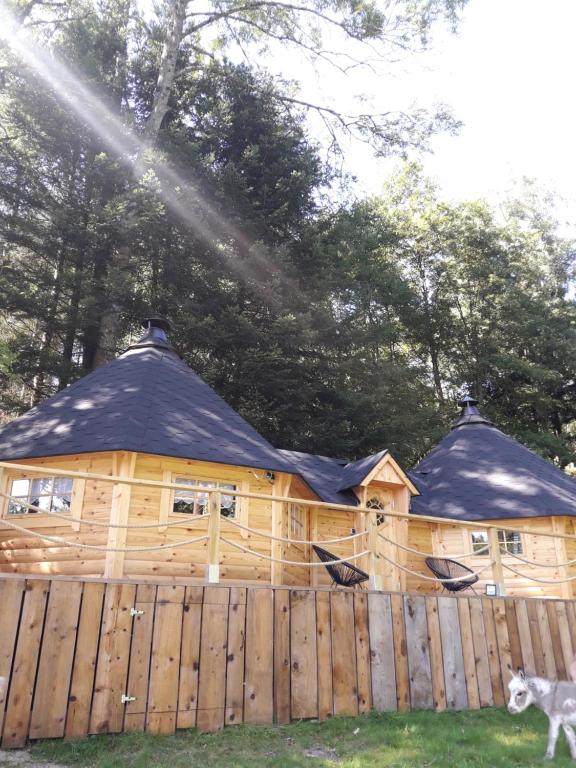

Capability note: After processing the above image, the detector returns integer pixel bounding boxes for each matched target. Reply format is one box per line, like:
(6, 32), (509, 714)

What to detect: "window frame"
(470, 529), (523, 556)
(4, 475), (74, 518)
(170, 476), (238, 519)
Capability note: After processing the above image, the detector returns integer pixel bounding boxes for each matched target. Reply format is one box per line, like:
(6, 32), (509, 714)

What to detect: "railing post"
(206, 490), (221, 584)
(367, 510), (383, 591)
(488, 526), (506, 596)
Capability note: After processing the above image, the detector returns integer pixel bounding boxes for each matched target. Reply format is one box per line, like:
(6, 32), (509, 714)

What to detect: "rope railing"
(0, 515), (209, 552)
(0, 491), (209, 530)
(1, 459), (576, 593)
(220, 536), (370, 566)
(222, 515), (368, 546)
(377, 531), (490, 559)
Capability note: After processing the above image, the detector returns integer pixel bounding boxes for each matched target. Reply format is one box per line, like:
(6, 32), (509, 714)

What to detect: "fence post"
(206, 490), (221, 583)
(367, 510), (383, 591)
(488, 526), (506, 596)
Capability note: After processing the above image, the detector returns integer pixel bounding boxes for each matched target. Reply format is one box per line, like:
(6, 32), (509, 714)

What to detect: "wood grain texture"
(390, 593), (410, 712)
(2, 580), (49, 748)
(124, 584), (156, 733)
(515, 600), (537, 676)
(438, 597), (467, 710)
(469, 598), (493, 708)
(274, 589), (291, 724)
(425, 596), (446, 712)
(354, 593), (372, 714)
(457, 598), (480, 710)
(244, 588), (273, 724)
(196, 587), (229, 732)
(0, 579), (25, 737)
(331, 591), (358, 717)
(225, 588), (247, 725)
(290, 590), (318, 719)
(368, 593), (396, 712)
(404, 595), (433, 710)
(176, 586), (203, 729)
(316, 591), (333, 720)
(482, 598), (505, 707)
(30, 581), (83, 739)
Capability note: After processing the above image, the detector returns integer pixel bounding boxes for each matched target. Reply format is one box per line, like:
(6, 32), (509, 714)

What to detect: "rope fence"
(0, 460), (575, 591)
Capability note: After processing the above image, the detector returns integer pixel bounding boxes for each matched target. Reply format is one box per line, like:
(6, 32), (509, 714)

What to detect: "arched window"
(367, 496), (386, 526)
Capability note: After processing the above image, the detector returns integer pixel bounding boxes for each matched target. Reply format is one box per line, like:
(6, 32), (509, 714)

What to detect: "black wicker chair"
(425, 557), (479, 594)
(312, 545), (370, 588)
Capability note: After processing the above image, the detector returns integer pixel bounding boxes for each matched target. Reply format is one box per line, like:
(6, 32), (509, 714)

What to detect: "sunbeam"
(0, 2), (301, 306)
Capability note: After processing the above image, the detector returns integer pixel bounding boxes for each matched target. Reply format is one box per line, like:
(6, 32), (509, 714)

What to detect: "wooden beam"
(103, 452), (136, 579)
(206, 491), (221, 583)
(158, 469), (172, 532)
(488, 527), (506, 596)
(552, 517), (573, 600)
(271, 473), (291, 586)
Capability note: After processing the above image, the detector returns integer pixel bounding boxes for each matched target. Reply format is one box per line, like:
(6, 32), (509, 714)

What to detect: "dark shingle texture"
(410, 423), (576, 521)
(278, 450), (360, 506)
(0, 346), (294, 473)
(335, 450), (388, 491)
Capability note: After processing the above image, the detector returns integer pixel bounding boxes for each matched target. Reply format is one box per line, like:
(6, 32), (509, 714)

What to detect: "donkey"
(508, 671), (576, 760)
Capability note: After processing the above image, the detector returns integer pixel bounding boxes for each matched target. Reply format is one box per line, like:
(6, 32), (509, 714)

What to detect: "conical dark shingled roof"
(410, 396), (576, 521)
(0, 320), (294, 473)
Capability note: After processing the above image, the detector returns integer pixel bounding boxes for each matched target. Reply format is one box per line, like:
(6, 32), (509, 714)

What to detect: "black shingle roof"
(411, 404), (576, 521)
(278, 450), (360, 506)
(0, 341), (294, 473)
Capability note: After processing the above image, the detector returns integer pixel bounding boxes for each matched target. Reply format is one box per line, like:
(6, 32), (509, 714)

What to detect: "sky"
(258, 0), (576, 224)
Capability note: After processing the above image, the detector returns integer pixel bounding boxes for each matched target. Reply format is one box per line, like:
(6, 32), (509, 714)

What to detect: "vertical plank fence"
(1, 576), (575, 747)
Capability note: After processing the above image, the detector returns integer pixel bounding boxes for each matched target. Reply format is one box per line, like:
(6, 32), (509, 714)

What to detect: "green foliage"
(31, 708), (572, 768)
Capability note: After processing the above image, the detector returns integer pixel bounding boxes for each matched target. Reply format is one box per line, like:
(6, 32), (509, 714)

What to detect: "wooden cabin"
(1, 320), (575, 598)
(0, 319), (418, 589)
(408, 396), (576, 599)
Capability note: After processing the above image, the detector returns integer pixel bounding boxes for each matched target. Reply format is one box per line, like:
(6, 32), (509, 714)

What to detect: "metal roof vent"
(128, 317), (176, 352)
(451, 394), (493, 429)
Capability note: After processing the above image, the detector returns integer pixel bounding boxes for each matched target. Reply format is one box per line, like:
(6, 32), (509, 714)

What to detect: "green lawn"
(30, 708), (571, 768)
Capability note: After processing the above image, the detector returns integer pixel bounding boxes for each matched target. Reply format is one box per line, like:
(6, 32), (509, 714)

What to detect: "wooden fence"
(1, 576), (576, 748)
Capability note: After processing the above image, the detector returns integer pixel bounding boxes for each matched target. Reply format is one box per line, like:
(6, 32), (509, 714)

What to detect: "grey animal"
(508, 671), (576, 760)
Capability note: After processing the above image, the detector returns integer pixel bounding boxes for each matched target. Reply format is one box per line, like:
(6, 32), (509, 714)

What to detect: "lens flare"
(0, 2), (299, 303)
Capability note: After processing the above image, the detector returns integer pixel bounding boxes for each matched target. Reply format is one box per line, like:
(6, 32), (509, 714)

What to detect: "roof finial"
(452, 392), (493, 429)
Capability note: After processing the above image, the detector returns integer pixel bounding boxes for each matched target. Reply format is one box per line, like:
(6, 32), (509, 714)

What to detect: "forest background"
(1, 0), (575, 469)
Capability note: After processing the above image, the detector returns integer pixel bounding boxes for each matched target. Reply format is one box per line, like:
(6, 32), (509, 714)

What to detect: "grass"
(29, 708), (574, 767)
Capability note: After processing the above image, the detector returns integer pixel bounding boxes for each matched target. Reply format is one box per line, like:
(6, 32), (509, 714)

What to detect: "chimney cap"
(452, 392), (493, 430)
(141, 317), (171, 333)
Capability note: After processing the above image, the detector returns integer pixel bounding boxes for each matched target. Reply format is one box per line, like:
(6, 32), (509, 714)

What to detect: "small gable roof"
(278, 450), (360, 506)
(0, 323), (294, 474)
(411, 397), (576, 522)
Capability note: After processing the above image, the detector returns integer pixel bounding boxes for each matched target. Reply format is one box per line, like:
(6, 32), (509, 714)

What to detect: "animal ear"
(517, 669), (525, 681)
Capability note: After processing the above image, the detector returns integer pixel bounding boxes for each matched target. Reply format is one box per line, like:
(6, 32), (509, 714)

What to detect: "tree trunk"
(146, 0), (188, 143)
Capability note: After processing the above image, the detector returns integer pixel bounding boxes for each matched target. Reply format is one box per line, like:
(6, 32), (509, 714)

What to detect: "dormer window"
(7, 477), (73, 515)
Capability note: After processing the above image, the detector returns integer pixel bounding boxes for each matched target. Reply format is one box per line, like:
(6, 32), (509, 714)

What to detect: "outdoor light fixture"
(485, 583), (498, 597)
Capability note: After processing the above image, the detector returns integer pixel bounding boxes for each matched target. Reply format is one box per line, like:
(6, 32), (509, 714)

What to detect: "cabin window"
(471, 530), (523, 555)
(173, 478), (236, 517)
(367, 497), (386, 526)
(289, 503), (307, 541)
(7, 476), (73, 516)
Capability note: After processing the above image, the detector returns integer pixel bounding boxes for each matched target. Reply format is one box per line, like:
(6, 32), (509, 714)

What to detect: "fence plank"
(515, 600), (536, 676)
(177, 586), (203, 730)
(438, 597), (467, 710)
(273, 589), (291, 724)
(404, 595), (433, 710)
(354, 593), (372, 714)
(2, 580), (49, 748)
(556, 602), (574, 676)
(368, 593), (396, 712)
(457, 598), (480, 710)
(0, 579), (25, 738)
(244, 588), (273, 725)
(469, 598), (493, 708)
(493, 599), (514, 691)
(89, 583), (137, 734)
(547, 602), (566, 680)
(196, 587), (229, 732)
(291, 590), (318, 719)
(316, 591), (333, 720)
(331, 591), (358, 716)
(124, 584), (156, 732)
(482, 598), (505, 707)
(65, 582), (106, 738)
(30, 581), (83, 739)
(504, 600), (523, 674)
(535, 601), (556, 680)
(390, 594), (410, 712)
(146, 586), (185, 734)
(225, 588), (246, 725)
(424, 596), (446, 712)
(526, 600), (546, 678)
(565, 602), (576, 652)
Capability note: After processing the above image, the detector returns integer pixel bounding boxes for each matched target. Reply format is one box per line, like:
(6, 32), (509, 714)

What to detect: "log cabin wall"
(405, 516), (573, 599)
(0, 453), (114, 577)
